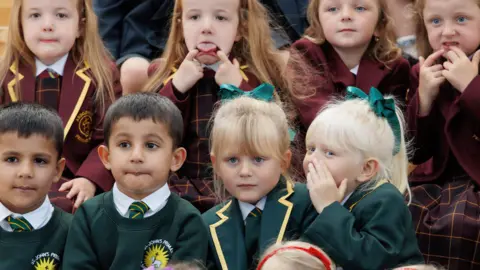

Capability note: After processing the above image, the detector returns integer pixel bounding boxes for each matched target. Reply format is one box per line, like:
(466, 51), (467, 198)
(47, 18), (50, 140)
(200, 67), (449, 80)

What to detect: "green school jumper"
(203, 180), (323, 270)
(307, 182), (424, 269)
(62, 191), (208, 269)
(0, 207), (72, 269)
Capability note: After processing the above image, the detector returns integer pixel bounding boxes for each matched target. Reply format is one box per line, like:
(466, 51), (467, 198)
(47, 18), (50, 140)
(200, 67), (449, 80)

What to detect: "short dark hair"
(0, 102), (64, 159)
(103, 93), (183, 147)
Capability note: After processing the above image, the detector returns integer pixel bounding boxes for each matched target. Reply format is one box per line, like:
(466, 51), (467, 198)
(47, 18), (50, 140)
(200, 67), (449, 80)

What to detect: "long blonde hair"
(258, 241), (336, 270)
(144, 0), (289, 95)
(0, 0), (116, 109)
(304, 0), (401, 65)
(209, 97), (292, 201)
(307, 97), (412, 200)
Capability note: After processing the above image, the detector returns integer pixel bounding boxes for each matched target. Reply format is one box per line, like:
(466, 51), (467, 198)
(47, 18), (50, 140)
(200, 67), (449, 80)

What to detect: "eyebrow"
(113, 132), (165, 143)
(2, 150), (53, 158)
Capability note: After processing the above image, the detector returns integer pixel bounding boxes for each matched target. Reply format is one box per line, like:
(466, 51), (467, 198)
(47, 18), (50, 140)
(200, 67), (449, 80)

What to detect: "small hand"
(172, 50), (204, 93)
(442, 47), (480, 93)
(59, 177), (96, 210)
(215, 50), (243, 87)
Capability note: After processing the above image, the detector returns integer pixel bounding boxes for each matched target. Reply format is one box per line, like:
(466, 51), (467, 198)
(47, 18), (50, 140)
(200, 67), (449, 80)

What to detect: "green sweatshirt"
(62, 191), (208, 269)
(0, 207), (72, 269)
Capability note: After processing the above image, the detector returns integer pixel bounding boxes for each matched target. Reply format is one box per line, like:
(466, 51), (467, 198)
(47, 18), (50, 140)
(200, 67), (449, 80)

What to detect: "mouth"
(13, 186), (36, 191)
(339, 28), (355, 33)
(40, 39), (58, 43)
(237, 184), (257, 188)
(196, 42), (219, 55)
(125, 171), (148, 176)
(442, 41), (459, 48)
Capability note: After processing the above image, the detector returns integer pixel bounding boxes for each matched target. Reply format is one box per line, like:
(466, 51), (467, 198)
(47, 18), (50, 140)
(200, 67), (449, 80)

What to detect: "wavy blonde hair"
(304, 0), (401, 65)
(144, 0), (290, 95)
(307, 96), (412, 200)
(258, 241), (336, 270)
(209, 97), (293, 201)
(0, 0), (116, 109)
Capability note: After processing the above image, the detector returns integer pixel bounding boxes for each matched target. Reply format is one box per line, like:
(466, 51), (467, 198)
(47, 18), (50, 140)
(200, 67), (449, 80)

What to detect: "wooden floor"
(0, 0), (12, 54)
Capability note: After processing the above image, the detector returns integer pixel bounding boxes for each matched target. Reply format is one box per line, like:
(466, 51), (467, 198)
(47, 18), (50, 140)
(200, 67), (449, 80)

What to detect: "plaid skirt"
(409, 176), (480, 270)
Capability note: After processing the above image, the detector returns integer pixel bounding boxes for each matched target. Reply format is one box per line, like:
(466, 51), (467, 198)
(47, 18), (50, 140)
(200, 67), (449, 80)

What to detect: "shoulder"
(54, 207), (73, 227)
(74, 192), (109, 220)
(202, 200), (233, 225)
(169, 193), (201, 216)
(355, 183), (409, 217)
(291, 38), (318, 52)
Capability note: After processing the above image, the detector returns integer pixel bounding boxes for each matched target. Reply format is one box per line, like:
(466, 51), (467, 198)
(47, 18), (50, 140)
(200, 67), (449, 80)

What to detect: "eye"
(457, 16), (467, 23)
(57, 13), (68, 19)
(355, 6), (366, 12)
(34, 158), (48, 165)
(145, 142), (158, 149)
(431, 18), (441, 25)
(216, 15), (227, 21)
(253, 157), (265, 164)
(5, 157), (18, 163)
(227, 157), (238, 164)
(327, 7), (337, 12)
(30, 13), (41, 19)
(189, 15), (199, 20)
(118, 142), (130, 148)
(307, 146), (316, 153)
(325, 150), (335, 157)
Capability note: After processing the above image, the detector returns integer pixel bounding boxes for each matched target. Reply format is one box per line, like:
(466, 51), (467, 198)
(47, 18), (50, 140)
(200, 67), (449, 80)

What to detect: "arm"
(62, 206), (99, 269)
(171, 212), (208, 262)
(303, 193), (416, 270)
(457, 75), (480, 120)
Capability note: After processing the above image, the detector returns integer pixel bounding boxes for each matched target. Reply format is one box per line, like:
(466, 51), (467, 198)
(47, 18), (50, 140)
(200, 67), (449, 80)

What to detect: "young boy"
(0, 103), (71, 269)
(62, 93), (208, 269)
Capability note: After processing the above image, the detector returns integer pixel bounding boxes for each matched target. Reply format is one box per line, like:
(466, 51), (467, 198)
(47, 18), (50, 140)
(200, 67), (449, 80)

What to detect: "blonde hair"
(258, 241), (336, 270)
(307, 97), (412, 200)
(209, 97), (292, 201)
(0, 0), (116, 109)
(304, 0), (401, 65)
(144, 0), (290, 95)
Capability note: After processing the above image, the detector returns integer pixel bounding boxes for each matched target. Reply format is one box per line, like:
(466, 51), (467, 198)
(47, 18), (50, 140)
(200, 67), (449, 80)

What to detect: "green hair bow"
(218, 83), (296, 141)
(346, 86), (401, 155)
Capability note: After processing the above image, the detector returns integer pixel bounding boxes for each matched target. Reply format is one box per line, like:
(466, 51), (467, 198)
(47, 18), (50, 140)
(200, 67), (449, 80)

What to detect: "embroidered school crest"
(75, 111), (93, 143)
(31, 252), (60, 270)
(141, 239), (174, 269)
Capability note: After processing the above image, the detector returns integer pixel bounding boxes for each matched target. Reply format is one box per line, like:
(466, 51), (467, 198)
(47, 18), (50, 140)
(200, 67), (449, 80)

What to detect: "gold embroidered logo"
(142, 239), (173, 269)
(75, 111), (93, 143)
(31, 252), (60, 270)
(474, 134), (480, 142)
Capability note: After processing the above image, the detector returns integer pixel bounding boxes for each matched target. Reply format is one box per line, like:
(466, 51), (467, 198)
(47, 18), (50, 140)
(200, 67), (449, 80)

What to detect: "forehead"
(182, 0), (239, 11)
(423, 0), (480, 15)
(22, 0), (77, 10)
(0, 132), (57, 156)
(111, 117), (171, 139)
(320, 0), (379, 6)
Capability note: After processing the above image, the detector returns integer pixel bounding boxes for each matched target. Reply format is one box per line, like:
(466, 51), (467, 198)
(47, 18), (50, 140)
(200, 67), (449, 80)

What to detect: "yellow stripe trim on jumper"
(210, 201), (232, 270)
(7, 63), (24, 102)
(349, 179), (388, 212)
(275, 181), (294, 244)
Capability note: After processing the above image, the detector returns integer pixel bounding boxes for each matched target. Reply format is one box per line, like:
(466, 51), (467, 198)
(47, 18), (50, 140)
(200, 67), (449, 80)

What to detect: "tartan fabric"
(36, 68), (61, 110)
(409, 176), (480, 270)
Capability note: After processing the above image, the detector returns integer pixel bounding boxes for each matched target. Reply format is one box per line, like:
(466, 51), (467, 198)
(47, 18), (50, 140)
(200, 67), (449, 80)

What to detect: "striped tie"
(245, 207), (262, 267)
(7, 216), (33, 232)
(128, 201), (150, 219)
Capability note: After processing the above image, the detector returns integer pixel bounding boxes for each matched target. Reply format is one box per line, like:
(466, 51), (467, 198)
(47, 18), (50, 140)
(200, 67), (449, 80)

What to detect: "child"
(0, 103), (72, 269)
(291, 0), (411, 127)
(0, 0), (121, 213)
(144, 0), (302, 212)
(257, 241), (336, 270)
(62, 93), (208, 269)
(407, 0), (480, 268)
(303, 87), (423, 269)
(203, 97), (326, 270)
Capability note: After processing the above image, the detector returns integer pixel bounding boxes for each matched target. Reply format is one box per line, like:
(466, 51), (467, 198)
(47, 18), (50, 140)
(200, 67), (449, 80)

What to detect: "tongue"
(197, 43), (218, 53)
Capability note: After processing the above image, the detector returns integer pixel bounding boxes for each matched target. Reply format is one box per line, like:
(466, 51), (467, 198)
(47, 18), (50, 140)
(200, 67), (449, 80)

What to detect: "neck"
(37, 55), (64, 66)
(332, 43), (370, 69)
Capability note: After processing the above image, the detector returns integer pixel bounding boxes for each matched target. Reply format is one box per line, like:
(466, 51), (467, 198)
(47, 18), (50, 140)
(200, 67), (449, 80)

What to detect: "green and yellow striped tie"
(128, 201), (150, 219)
(7, 216), (33, 232)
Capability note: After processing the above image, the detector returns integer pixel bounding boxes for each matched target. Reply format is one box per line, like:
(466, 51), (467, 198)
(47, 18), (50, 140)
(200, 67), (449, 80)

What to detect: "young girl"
(143, 0), (306, 212)
(0, 0), (121, 213)
(291, 0), (411, 127)
(407, 0), (480, 268)
(203, 97), (327, 270)
(257, 241), (336, 270)
(303, 87), (423, 269)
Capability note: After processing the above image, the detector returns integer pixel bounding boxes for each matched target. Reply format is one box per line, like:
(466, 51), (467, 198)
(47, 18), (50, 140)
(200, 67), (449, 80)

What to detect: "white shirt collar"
(35, 54), (69, 76)
(238, 196), (267, 222)
(202, 61), (221, 72)
(350, 65), (359, 75)
(0, 197), (54, 232)
(341, 192), (354, 206)
(112, 183), (171, 218)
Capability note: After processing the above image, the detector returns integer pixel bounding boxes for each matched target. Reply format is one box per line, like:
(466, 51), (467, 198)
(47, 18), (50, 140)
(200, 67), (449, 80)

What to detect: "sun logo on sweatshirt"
(144, 244), (170, 269)
(34, 257), (56, 270)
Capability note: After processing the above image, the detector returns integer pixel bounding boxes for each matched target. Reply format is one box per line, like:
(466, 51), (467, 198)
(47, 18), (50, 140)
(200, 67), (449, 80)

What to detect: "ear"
(170, 147), (187, 172)
(281, 150), (292, 173)
(97, 145), (112, 170)
(210, 154), (216, 166)
(52, 158), (66, 184)
(357, 158), (380, 183)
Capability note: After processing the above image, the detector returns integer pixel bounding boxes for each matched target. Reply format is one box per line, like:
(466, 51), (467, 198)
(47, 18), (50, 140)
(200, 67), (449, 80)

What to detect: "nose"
(341, 7), (353, 22)
(239, 161), (252, 178)
(17, 161), (33, 179)
(42, 15), (54, 32)
(442, 22), (456, 37)
(201, 17), (213, 34)
(130, 145), (144, 164)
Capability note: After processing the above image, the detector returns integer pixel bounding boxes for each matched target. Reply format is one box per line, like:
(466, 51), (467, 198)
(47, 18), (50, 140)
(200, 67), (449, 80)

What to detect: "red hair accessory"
(256, 246), (332, 270)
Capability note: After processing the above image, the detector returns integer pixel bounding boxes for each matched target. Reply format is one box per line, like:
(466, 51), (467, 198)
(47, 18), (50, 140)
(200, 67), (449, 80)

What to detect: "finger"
(59, 180), (73, 192)
(424, 49), (445, 67)
(308, 163), (317, 184)
(217, 50), (230, 63)
(429, 64), (444, 72)
(442, 61), (453, 70)
(233, 58), (240, 69)
(432, 70), (444, 78)
(418, 56), (425, 67)
(450, 46), (467, 60)
(185, 49), (199, 61)
(66, 186), (79, 200)
(306, 172), (312, 190)
(444, 50), (460, 62)
(338, 178), (348, 199)
(472, 50), (480, 66)
(74, 193), (85, 209)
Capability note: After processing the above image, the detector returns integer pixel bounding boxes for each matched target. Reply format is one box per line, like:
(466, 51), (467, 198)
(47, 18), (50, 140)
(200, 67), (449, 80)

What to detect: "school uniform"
(0, 55), (122, 213)
(407, 64), (480, 269)
(203, 180), (325, 270)
(155, 62), (261, 213)
(291, 38), (410, 127)
(0, 198), (72, 269)
(62, 183), (208, 269)
(307, 182), (423, 270)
